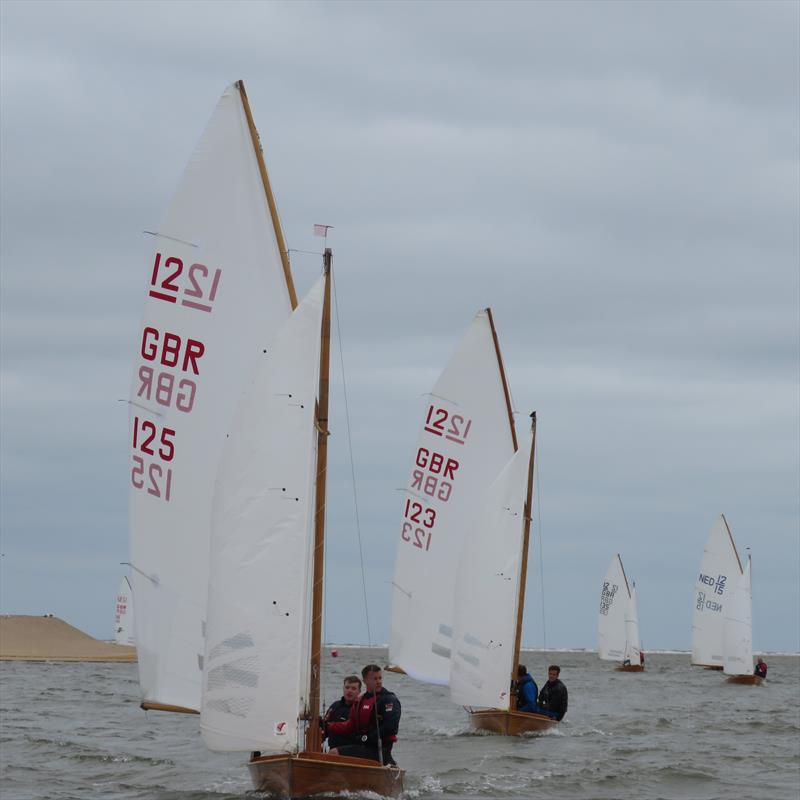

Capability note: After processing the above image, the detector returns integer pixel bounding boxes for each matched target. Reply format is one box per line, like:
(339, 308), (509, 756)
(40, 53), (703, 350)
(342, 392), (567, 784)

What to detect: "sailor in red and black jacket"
(324, 665), (401, 766)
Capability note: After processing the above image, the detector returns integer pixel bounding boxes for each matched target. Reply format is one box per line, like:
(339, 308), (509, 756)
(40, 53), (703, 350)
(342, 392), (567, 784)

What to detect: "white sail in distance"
(597, 554), (630, 661)
(389, 309), (516, 685)
(201, 277), (324, 753)
(129, 83), (294, 711)
(449, 426), (533, 708)
(723, 558), (754, 676)
(114, 576), (135, 646)
(692, 514), (743, 668)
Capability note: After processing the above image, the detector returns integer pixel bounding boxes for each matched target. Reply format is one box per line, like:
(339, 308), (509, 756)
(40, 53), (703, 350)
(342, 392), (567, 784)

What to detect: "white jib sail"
(389, 310), (516, 685)
(201, 276), (323, 753)
(723, 559), (753, 676)
(449, 426), (533, 709)
(692, 514), (743, 668)
(624, 584), (642, 664)
(114, 576), (135, 646)
(129, 84), (293, 711)
(597, 554), (629, 661)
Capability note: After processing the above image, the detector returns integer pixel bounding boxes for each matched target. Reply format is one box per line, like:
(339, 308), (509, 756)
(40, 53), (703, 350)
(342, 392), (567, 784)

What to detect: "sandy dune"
(0, 615), (136, 662)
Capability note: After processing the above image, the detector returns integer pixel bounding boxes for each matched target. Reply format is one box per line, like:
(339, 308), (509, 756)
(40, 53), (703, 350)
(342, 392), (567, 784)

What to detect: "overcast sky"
(1, 0), (798, 653)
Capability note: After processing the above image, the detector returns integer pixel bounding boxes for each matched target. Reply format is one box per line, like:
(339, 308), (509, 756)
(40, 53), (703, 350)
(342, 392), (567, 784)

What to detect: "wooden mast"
(509, 412), (537, 710)
(721, 513), (744, 574)
(486, 307), (518, 452)
(305, 248), (332, 753)
(618, 554), (632, 597)
(236, 79), (298, 309)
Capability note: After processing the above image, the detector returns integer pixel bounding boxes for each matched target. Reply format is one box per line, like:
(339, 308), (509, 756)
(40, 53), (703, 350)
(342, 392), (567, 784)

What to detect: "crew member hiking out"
(537, 664), (568, 721)
(323, 675), (362, 749)
(515, 664), (539, 713)
(324, 664), (401, 766)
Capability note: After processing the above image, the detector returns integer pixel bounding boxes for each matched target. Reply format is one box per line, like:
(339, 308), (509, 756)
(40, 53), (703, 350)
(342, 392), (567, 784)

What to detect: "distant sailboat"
(113, 576), (135, 646)
(388, 309), (517, 685)
(129, 81), (403, 797)
(388, 311), (555, 734)
(597, 555), (643, 672)
(692, 514), (744, 671)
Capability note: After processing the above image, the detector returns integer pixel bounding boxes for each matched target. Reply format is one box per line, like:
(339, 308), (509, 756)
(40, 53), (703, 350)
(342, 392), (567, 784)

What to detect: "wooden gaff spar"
(130, 81), (402, 797)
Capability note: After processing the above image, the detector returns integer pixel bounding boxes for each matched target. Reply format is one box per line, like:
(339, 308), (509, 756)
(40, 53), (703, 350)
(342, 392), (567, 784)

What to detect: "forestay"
(389, 310), (516, 685)
(129, 84), (293, 711)
(597, 555), (630, 661)
(449, 427), (533, 708)
(692, 514), (743, 668)
(114, 576), (135, 647)
(201, 277), (323, 753)
(723, 559), (753, 676)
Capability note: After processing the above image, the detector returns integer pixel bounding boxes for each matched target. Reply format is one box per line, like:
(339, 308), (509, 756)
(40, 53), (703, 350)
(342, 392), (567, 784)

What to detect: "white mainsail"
(389, 309), (516, 685)
(201, 277), (324, 753)
(597, 554), (630, 661)
(114, 576), (135, 646)
(449, 426), (532, 708)
(129, 83), (294, 711)
(692, 514), (743, 668)
(723, 558), (753, 676)
(624, 584), (642, 664)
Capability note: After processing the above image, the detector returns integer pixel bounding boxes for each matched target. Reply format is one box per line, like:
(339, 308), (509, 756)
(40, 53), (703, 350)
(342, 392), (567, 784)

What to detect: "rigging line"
(535, 446), (547, 653)
(287, 248), (325, 257)
(331, 270), (373, 646)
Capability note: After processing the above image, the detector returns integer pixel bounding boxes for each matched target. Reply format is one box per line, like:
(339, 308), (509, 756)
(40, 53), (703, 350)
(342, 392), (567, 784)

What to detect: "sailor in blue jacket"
(515, 664), (539, 712)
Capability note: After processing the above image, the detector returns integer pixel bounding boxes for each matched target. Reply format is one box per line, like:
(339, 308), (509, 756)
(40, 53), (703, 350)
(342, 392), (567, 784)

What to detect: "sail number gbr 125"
(401, 499), (437, 551)
(131, 416), (175, 502)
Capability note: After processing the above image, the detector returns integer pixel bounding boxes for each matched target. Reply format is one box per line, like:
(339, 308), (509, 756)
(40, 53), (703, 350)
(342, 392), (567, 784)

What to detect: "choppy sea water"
(1, 648), (798, 800)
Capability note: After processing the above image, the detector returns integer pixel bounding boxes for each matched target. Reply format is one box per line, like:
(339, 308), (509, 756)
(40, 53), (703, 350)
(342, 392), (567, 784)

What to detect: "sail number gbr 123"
(400, 404), (472, 553)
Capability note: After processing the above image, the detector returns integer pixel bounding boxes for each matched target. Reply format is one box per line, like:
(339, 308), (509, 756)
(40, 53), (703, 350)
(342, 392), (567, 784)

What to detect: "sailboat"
(691, 513), (746, 673)
(113, 576), (135, 646)
(597, 555), (643, 672)
(388, 311), (555, 734)
(129, 81), (403, 797)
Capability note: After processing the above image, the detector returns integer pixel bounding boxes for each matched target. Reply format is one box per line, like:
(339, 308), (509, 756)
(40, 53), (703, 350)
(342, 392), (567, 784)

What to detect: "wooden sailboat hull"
(468, 709), (558, 735)
(615, 664), (645, 672)
(248, 751), (404, 798)
(726, 674), (764, 685)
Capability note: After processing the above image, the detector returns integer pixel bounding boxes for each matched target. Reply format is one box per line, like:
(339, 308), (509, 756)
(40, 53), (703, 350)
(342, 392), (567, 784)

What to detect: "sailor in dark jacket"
(515, 664), (539, 713)
(326, 665), (401, 766)
(537, 664), (568, 720)
(323, 675), (362, 749)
